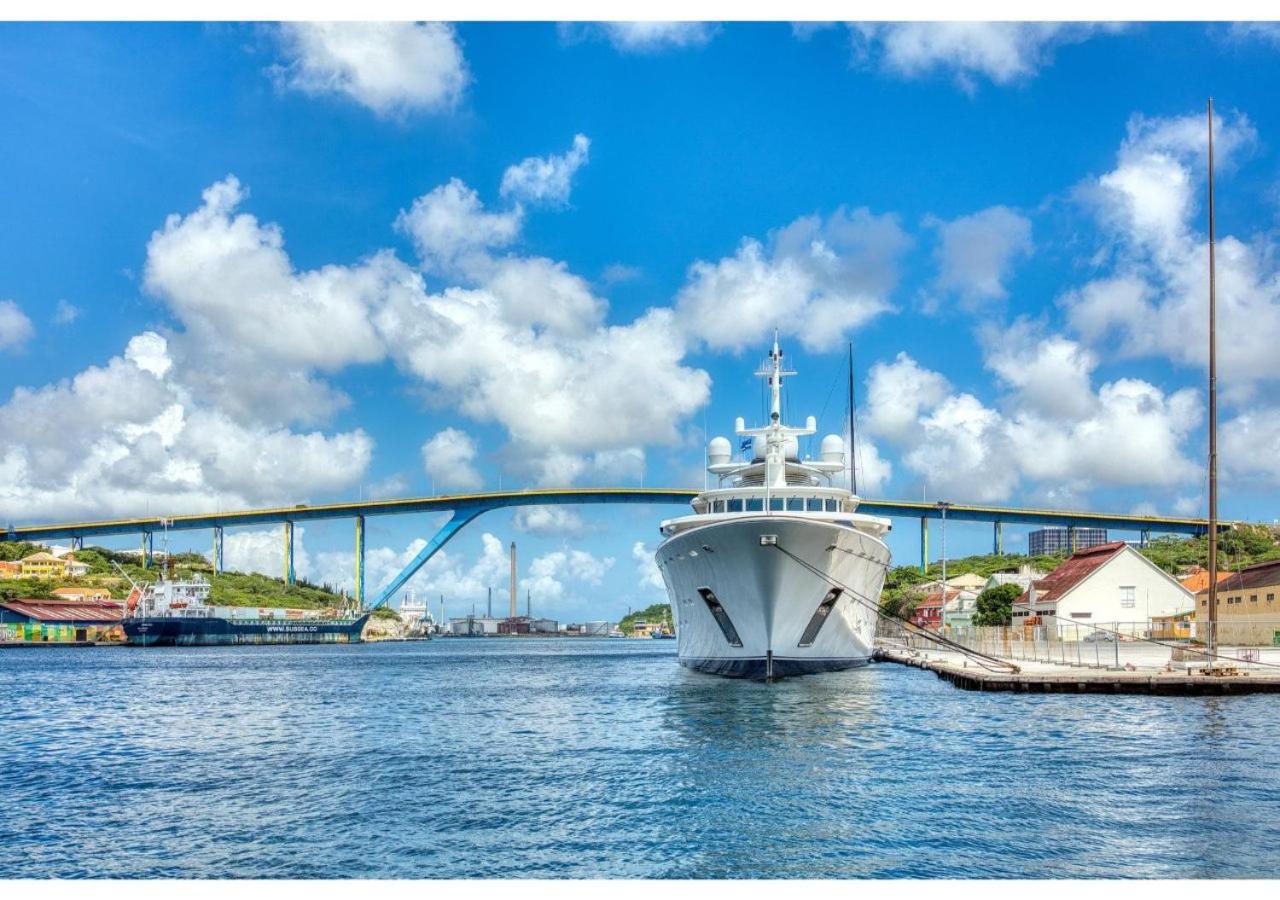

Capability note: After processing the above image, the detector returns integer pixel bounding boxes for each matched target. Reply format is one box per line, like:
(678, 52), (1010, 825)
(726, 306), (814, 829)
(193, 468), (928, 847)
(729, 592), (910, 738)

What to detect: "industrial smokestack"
(526, 588), (531, 618)
(509, 541), (517, 618)
(487, 586), (492, 619)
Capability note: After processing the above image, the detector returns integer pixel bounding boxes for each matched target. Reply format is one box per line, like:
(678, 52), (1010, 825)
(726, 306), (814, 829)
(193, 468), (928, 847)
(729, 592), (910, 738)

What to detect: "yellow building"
(17, 552), (88, 579)
(1194, 560), (1280, 646)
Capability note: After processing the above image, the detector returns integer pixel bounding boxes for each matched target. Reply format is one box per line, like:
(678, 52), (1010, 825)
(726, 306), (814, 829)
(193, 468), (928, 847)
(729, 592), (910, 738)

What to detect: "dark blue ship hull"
(124, 614), (370, 646)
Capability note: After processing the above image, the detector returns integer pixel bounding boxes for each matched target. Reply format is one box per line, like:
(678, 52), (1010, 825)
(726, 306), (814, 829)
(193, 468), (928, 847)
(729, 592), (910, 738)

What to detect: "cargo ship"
(120, 569), (368, 647)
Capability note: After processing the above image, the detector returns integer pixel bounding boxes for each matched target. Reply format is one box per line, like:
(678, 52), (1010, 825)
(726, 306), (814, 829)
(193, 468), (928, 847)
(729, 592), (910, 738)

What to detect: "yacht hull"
(656, 515), (889, 680)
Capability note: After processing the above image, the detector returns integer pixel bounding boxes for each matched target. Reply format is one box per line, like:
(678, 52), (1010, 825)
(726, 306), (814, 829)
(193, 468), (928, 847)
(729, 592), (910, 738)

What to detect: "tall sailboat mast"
(1207, 97), (1220, 665)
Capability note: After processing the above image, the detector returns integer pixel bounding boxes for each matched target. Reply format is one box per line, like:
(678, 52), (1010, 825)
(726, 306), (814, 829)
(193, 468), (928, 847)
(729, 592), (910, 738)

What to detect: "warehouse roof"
(0, 598), (122, 622)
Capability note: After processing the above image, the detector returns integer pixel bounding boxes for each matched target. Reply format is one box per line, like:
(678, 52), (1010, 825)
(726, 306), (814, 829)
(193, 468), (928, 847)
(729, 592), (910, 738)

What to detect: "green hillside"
(1, 544), (349, 610)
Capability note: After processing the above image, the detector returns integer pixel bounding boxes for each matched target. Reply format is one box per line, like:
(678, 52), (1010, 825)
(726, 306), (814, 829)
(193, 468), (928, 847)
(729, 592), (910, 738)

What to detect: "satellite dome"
(820, 434), (845, 464)
(707, 436), (732, 466)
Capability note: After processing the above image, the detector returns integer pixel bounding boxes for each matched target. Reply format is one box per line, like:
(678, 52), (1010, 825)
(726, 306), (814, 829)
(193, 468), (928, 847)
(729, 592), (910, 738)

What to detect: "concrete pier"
(875, 644), (1280, 695)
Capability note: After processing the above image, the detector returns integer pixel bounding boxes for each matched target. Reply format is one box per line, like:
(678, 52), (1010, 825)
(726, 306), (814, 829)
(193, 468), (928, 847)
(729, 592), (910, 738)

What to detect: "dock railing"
(881, 618), (1280, 672)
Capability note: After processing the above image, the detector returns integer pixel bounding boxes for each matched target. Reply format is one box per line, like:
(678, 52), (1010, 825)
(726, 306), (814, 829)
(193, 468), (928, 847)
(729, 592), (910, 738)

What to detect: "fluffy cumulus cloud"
(500, 134), (591, 206)
(675, 207), (911, 352)
(562, 22), (718, 53)
(303, 528), (614, 614)
(0, 299), (34, 350)
(395, 178), (523, 276)
(1222, 407), (1280, 486)
(863, 326), (1201, 503)
(272, 22), (468, 117)
(850, 23), (1117, 90)
(0, 331), (372, 520)
(632, 541), (665, 593)
(512, 506), (587, 537)
(421, 428), (484, 492)
(1061, 109), (1279, 400)
(145, 175), (392, 425)
(3, 134), (722, 528)
(927, 206), (1033, 307)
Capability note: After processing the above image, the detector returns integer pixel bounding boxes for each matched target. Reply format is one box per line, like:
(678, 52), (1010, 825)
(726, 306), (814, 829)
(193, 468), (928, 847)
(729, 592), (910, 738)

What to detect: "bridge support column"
(354, 515), (365, 608)
(71, 536), (83, 551)
(1068, 525), (1077, 553)
(1140, 529), (1151, 548)
(370, 507), (491, 611)
(213, 526), (224, 573)
(283, 521), (295, 584)
(141, 531), (153, 569)
(920, 518), (929, 573)
(993, 521), (1003, 556)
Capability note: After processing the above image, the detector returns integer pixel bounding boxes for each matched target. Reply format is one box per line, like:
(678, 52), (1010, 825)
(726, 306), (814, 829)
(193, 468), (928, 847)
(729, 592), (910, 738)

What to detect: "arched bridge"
(3, 489), (1216, 609)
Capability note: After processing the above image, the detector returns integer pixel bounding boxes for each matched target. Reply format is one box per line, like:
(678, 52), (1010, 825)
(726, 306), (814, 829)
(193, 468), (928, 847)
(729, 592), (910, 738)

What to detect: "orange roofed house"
(1013, 542), (1193, 637)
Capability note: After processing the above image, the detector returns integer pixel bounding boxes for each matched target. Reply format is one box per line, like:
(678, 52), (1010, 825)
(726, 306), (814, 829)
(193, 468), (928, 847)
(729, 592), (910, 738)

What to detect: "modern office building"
(1028, 527), (1108, 557)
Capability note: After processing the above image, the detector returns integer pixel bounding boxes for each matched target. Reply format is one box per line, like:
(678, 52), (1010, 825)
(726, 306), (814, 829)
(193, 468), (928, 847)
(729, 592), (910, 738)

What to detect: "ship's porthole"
(701, 545), (714, 553)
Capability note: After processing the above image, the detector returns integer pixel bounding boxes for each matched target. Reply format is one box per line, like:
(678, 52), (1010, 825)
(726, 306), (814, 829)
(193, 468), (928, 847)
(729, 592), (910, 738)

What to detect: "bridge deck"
(4, 488), (1213, 542)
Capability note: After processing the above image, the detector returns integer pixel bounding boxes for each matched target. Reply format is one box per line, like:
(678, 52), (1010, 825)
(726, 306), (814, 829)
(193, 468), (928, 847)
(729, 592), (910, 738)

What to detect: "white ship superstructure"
(656, 335), (892, 679)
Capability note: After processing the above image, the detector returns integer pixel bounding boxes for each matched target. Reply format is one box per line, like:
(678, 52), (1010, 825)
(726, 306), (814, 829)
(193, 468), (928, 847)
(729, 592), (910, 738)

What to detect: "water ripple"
(3, 639), (1280, 878)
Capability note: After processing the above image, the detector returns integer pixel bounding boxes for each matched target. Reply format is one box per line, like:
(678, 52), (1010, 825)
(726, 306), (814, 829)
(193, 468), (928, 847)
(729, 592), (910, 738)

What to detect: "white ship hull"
(657, 515), (890, 679)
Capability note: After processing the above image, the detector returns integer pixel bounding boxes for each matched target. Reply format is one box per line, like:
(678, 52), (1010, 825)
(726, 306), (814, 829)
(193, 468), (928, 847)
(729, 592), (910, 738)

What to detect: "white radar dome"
(820, 434), (845, 464)
(707, 436), (732, 466)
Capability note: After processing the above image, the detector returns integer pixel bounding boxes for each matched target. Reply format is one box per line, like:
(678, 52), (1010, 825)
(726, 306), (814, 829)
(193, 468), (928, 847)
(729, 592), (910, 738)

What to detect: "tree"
(972, 583), (1023, 627)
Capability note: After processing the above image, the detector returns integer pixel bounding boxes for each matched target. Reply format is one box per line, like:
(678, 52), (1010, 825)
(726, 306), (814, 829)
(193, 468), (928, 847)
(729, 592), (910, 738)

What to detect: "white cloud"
(219, 525), (307, 581)
(850, 23), (1116, 90)
(0, 300), (34, 350)
(273, 22), (468, 118)
(632, 541), (665, 593)
(675, 207), (910, 352)
(500, 134), (591, 206)
(512, 506), (587, 536)
(522, 548), (614, 602)
(0, 333), (372, 521)
(1061, 108), (1278, 399)
(564, 22), (717, 53)
(421, 428), (484, 492)
(395, 177), (523, 277)
(864, 351), (952, 444)
(1223, 406), (1280, 486)
(864, 341), (1201, 503)
(53, 299), (81, 325)
(850, 437), (892, 497)
(981, 320), (1096, 421)
(928, 206), (1033, 306)
(144, 175), (392, 424)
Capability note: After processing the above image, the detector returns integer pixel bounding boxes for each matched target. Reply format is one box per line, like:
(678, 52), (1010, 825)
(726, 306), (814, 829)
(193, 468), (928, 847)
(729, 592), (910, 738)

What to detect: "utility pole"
(1206, 97), (1220, 668)
(938, 502), (951, 631)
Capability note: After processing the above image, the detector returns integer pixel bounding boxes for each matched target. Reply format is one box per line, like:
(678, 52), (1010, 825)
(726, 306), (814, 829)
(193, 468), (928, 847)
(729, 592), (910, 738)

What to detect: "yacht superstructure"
(656, 335), (892, 679)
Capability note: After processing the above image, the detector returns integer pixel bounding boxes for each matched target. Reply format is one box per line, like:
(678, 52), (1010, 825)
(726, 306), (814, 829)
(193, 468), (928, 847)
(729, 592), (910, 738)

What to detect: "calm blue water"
(2, 638), (1279, 879)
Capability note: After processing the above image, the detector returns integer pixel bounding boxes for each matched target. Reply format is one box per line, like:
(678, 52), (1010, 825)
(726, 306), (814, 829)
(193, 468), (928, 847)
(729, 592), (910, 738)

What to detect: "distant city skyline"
(2, 21), (1279, 620)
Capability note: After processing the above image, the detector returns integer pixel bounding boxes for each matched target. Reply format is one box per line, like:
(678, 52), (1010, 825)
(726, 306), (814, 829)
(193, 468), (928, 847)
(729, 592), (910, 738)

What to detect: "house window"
(1269, 594), (1275, 602)
(1251, 595), (1258, 603)
(1120, 586), (1136, 609)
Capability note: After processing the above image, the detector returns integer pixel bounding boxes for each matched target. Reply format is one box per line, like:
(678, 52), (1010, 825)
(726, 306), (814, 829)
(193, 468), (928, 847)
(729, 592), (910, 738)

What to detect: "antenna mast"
(1206, 98), (1220, 666)
(848, 342), (858, 496)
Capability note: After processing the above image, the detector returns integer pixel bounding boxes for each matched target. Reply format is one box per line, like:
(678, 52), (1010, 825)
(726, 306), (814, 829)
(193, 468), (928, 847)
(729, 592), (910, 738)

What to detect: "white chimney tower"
(509, 541), (517, 618)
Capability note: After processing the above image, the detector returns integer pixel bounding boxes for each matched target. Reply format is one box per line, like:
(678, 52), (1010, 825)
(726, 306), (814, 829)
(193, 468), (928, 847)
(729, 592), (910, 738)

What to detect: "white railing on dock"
(879, 618), (1280, 673)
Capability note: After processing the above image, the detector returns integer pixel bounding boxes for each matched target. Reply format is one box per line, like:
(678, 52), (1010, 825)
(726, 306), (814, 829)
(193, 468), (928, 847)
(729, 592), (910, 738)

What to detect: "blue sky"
(2, 21), (1279, 622)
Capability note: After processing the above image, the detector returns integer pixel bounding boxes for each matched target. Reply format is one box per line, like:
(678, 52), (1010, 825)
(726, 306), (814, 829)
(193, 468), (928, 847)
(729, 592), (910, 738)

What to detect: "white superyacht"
(656, 336), (892, 679)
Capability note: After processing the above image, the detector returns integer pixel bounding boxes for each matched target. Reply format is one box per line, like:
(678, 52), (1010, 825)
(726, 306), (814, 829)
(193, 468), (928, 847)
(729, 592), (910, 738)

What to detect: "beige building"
(51, 587), (112, 602)
(1195, 559), (1280, 646)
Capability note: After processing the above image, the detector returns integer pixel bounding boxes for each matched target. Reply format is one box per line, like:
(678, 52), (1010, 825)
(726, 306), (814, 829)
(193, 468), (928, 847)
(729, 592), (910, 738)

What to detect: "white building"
(984, 564), (1047, 595)
(1012, 542), (1193, 636)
